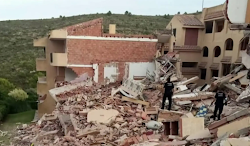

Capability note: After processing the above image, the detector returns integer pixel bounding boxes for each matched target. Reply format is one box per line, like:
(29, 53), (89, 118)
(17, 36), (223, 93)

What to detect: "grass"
(0, 110), (35, 145)
(0, 13), (173, 90)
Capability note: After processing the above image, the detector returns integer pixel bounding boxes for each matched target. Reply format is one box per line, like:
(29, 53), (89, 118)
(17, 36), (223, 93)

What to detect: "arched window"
(203, 47), (209, 57)
(225, 38), (234, 50)
(240, 37), (249, 50)
(214, 46), (221, 57)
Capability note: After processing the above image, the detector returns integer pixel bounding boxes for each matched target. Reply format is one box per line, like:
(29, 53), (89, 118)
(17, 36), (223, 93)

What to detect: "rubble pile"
(14, 82), (165, 146)
(13, 50), (250, 146)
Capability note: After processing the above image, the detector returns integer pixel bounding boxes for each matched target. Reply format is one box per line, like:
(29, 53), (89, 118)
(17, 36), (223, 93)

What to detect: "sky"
(0, 0), (225, 21)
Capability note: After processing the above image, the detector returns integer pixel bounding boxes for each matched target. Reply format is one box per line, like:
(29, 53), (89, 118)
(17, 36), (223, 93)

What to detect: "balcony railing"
(49, 29), (67, 40)
(37, 76), (47, 95)
(50, 53), (67, 66)
(36, 58), (46, 71)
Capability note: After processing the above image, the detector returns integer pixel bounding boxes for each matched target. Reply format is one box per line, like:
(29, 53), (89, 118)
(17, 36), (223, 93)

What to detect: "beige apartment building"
(166, 3), (249, 84)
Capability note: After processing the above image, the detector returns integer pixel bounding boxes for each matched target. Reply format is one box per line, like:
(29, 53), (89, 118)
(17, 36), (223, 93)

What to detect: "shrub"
(8, 89), (28, 101)
(0, 105), (8, 121)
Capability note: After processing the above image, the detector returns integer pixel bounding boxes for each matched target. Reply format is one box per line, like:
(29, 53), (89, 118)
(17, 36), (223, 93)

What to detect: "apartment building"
(166, 3), (249, 84)
(34, 18), (158, 117)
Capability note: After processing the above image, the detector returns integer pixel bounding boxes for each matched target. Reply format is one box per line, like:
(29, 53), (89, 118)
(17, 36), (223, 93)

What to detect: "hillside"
(0, 13), (173, 89)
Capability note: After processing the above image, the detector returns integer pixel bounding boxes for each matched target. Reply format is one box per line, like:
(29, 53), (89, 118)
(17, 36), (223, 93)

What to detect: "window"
(215, 20), (224, 32)
(223, 64), (232, 76)
(50, 53), (53, 63)
(173, 29), (176, 37)
(200, 69), (207, 80)
(225, 38), (234, 50)
(205, 21), (213, 33)
(203, 47), (209, 57)
(214, 46), (221, 57)
(182, 62), (198, 68)
(212, 70), (219, 77)
(240, 37), (249, 50)
(43, 47), (46, 58)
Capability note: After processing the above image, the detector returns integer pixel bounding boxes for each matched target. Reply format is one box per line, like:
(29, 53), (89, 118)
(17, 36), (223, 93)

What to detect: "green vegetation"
(0, 78), (37, 121)
(0, 110), (35, 145)
(0, 13), (173, 90)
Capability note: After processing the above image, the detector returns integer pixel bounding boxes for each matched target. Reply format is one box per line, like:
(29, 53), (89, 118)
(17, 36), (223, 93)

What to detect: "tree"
(128, 12), (132, 16)
(184, 12), (187, 14)
(107, 11), (112, 16)
(164, 14), (170, 19)
(177, 12), (180, 14)
(0, 78), (15, 97)
(8, 89), (28, 101)
(125, 11), (129, 15)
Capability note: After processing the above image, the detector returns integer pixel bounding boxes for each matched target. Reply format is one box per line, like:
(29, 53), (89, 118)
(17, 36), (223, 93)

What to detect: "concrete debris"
(13, 51), (250, 146)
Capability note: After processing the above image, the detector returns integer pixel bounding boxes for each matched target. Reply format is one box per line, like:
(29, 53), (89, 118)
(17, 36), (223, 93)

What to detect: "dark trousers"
(161, 92), (173, 110)
(213, 103), (224, 120)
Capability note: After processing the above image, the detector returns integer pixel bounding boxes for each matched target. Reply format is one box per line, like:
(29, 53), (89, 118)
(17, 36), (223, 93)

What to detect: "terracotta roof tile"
(174, 46), (202, 52)
(210, 63), (220, 70)
(198, 62), (207, 69)
(221, 56), (232, 63)
(205, 11), (225, 20)
(176, 15), (204, 26)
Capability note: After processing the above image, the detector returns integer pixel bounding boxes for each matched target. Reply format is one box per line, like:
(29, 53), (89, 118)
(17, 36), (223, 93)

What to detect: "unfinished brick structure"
(34, 18), (158, 117)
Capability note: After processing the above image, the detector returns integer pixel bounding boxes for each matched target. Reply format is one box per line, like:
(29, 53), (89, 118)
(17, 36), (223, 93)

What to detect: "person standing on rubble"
(213, 88), (228, 121)
(161, 76), (174, 110)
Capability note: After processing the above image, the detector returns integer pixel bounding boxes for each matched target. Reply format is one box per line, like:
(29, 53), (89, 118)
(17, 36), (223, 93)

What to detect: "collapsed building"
(34, 18), (162, 118)
(16, 1), (250, 146)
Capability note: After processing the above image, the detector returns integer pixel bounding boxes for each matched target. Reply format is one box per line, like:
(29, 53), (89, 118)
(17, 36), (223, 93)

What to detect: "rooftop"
(176, 15), (204, 26)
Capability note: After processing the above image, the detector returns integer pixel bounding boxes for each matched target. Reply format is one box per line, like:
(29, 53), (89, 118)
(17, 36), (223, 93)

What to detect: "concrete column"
(175, 54), (182, 78)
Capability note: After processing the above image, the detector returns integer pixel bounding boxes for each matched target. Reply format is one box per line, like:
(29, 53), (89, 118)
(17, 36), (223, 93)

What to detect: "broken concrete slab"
(173, 92), (215, 101)
(241, 49), (250, 69)
(49, 80), (93, 102)
(217, 115), (250, 138)
(186, 128), (213, 141)
(177, 76), (199, 86)
(87, 109), (119, 124)
(180, 114), (205, 137)
(158, 141), (187, 146)
(158, 110), (184, 122)
(236, 86), (250, 102)
(175, 100), (192, 106)
(229, 71), (247, 83)
(220, 137), (250, 146)
(224, 84), (242, 94)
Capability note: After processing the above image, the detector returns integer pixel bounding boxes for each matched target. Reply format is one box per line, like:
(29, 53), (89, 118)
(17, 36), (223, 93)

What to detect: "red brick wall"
(67, 39), (156, 83)
(67, 39), (156, 64)
(65, 18), (103, 36)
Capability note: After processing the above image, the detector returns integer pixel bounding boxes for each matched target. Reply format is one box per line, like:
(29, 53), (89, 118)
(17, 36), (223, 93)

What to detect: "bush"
(8, 89), (28, 101)
(0, 78), (15, 97)
(0, 104), (8, 121)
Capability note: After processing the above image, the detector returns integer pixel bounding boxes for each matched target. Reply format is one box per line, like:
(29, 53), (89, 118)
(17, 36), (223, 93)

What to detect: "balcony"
(37, 77), (47, 95)
(36, 58), (47, 71)
(33, 37), (47, 47)
(50, 53), (67, 66)
(49, 29), (67, 40)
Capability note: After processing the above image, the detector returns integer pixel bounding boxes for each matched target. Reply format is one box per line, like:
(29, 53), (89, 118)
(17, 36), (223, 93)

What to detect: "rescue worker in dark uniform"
(213, 88), (227, 120)
(161, 77), (174, 110)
